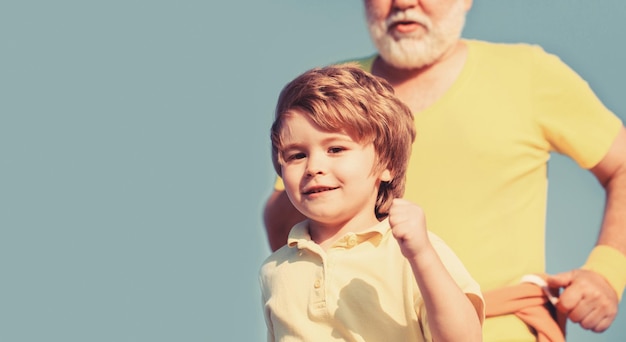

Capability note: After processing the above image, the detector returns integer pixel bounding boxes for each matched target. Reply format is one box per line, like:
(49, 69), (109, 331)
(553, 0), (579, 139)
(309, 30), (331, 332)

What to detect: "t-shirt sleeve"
(531, 46), (623, 169)
(273, 176), (284, 191)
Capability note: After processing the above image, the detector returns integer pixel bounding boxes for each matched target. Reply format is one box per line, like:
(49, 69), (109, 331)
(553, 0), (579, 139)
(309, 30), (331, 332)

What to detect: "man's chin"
(383, 36), (463, 71)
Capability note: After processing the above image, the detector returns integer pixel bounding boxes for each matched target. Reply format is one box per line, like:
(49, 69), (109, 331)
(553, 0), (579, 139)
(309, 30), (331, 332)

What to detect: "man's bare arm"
(263, 189), (306, 252)
(548, 126), (626, 332)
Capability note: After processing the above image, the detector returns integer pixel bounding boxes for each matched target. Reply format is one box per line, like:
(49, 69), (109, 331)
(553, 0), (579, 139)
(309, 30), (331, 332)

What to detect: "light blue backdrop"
(2, 1), (625, 341)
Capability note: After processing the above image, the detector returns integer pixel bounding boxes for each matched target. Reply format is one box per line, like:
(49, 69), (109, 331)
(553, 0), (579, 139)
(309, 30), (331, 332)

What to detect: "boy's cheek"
(280, 171), (298, 195)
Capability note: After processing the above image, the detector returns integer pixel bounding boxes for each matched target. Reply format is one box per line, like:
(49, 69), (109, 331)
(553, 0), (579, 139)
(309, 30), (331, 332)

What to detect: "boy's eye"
(286, 152), (306, 161)
(328, 147), (345, 154)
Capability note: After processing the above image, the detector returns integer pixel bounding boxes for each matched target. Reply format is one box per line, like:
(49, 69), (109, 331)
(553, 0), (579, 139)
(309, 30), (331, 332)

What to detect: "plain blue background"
(1, 1), (625, 341)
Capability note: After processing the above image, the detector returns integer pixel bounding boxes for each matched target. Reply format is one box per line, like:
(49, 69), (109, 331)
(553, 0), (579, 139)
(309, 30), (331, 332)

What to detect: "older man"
(263, 1), (626, 340)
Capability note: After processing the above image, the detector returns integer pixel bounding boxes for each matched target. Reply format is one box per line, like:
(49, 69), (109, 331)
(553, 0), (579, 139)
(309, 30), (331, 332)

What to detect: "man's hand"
(547, 269), (619, 332)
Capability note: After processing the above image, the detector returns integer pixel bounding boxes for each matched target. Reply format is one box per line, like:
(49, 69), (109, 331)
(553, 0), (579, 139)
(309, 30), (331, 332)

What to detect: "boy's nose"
(305, 155), (327, 177)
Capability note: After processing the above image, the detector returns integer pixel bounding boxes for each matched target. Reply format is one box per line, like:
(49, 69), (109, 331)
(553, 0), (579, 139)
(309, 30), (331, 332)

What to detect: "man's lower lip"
(392, 22), (422, 34)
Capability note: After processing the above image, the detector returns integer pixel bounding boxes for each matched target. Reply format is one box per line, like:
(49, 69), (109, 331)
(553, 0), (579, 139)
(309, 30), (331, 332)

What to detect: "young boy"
(259, 64), (484, 342)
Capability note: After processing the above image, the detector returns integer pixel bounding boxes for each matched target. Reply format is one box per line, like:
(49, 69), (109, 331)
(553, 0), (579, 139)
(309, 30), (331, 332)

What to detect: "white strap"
(520, 274), (559, 305)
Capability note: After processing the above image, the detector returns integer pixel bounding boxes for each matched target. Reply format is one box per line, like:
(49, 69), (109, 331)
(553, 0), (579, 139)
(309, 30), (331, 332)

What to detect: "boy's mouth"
(303, 186), (339, 195)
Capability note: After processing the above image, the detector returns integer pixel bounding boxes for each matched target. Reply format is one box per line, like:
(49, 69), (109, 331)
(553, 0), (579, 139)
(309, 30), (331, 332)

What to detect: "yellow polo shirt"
(259, 219), (484, 341)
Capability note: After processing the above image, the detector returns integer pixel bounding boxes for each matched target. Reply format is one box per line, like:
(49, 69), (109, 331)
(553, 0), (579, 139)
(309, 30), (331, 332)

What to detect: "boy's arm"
(388, 199), (482, 342)
(263, 189), (306, 251)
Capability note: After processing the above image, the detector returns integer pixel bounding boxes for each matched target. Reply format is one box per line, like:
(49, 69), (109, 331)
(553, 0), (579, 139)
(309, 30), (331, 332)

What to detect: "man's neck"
(371, 40), (469, 113)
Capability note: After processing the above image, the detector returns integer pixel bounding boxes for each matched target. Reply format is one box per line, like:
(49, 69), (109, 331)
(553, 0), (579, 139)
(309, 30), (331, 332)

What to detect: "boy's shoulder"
(260, 221), (310, 268)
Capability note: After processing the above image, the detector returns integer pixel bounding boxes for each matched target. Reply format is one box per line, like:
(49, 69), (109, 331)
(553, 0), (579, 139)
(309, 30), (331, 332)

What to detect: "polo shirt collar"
(287, 218), (390, 250)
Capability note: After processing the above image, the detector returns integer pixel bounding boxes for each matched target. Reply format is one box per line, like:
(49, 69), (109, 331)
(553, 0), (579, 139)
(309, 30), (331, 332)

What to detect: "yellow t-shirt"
(260, 219), (484, 342)
(273, 40), (622, 341)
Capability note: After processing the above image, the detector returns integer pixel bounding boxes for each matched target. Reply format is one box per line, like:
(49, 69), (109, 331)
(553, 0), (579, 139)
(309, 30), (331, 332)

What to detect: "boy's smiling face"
(278, 110), (391, 234)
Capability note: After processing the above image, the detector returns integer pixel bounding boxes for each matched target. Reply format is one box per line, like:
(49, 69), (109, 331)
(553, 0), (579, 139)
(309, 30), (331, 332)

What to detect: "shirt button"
(314, 279), (321, 288)
(347, 234), (357, 247)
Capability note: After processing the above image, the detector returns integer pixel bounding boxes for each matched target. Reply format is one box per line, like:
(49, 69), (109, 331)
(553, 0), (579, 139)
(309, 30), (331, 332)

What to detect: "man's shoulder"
(331, 54), (377, 72)
(466, 39), (547, 58)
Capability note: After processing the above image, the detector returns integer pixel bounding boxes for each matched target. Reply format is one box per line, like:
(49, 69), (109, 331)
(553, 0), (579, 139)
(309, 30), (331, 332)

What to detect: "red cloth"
(484, 282), (566, 342)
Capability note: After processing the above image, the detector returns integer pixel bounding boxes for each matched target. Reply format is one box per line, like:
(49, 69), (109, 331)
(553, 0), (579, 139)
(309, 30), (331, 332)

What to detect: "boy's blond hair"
(271, 63), (416, 218)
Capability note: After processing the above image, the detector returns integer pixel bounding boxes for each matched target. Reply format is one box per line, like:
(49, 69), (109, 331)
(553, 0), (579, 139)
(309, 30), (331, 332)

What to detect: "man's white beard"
(366, 2), (467, 70)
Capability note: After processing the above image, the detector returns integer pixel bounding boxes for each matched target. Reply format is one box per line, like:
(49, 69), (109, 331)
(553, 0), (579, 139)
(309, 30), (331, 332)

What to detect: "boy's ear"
(380, 169), (392, 182)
